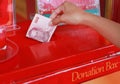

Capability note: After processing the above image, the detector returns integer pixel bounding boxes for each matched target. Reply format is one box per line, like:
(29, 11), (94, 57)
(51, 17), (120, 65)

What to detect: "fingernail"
(49, 21), (53, 26)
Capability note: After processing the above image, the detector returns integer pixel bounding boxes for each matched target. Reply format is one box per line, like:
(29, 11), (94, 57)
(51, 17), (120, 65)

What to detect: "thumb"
(52, 16), (63, 25)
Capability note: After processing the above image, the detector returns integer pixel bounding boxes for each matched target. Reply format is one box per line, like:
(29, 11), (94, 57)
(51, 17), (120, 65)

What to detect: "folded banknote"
(26, 14), (57, 42)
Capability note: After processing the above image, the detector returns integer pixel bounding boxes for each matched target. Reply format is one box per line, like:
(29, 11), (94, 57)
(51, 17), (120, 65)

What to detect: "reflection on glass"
(0, 38), (19, 63)
(0, 0), (20, 32)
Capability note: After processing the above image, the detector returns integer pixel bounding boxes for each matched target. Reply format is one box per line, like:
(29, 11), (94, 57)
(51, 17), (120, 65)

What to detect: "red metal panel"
(0, 21), (120, 83)
(100, 0), (106, 17)
(17, 54), (120, 84)
(26, 0), (36, 20)
(112, 0), (120, 23)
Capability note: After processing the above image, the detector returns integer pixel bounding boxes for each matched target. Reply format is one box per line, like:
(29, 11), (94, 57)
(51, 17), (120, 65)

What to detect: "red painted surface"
(26, 0), (36, 19)
(100, 0), (105, 17)
(112, 0), (120, 23)
(0, 21), (119, 83)
(0, 0), (15, 25)
(0, 0), (9, 25)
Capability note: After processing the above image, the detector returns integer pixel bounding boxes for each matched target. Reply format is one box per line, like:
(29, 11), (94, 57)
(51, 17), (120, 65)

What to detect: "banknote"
(26, 14), (57, 42)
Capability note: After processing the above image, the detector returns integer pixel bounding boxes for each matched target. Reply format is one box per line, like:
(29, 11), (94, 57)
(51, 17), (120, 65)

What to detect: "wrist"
(79, 12), (96, 26)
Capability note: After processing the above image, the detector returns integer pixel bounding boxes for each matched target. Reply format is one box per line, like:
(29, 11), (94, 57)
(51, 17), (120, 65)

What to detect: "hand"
(50, 1), (88, 25)
(50, 2), (120, 48)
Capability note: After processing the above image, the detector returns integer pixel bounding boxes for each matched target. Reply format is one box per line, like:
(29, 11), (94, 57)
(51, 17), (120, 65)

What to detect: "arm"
(50, 1), (120, 48)
(85, 14), (120, 48)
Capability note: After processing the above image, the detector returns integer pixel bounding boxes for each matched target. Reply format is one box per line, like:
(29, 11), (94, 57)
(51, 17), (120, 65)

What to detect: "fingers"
(52, 16), (63, 25)
(50, 1), (72, 25)
(50, 5), (64, 25)
(50, 5), (64, 20)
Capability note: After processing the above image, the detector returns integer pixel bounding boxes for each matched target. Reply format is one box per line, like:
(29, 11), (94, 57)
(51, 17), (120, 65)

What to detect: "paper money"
(26, 14), (57, 42)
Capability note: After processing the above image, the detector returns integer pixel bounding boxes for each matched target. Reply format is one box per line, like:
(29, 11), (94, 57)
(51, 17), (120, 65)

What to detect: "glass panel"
(0, 0), (20, 31)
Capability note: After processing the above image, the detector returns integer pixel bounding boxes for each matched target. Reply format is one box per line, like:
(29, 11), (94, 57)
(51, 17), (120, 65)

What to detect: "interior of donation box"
(0, 0), (120, 83)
